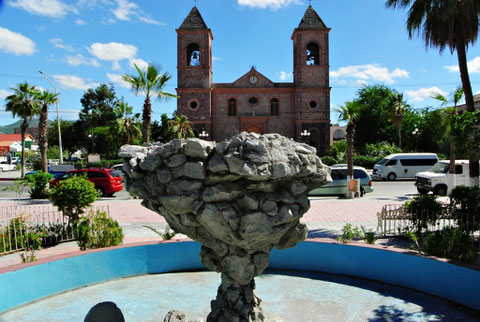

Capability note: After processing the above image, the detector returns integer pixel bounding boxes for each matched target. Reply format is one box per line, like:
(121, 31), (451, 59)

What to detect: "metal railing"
(0, 205), (110, 255)
(377, 204), (479, 237)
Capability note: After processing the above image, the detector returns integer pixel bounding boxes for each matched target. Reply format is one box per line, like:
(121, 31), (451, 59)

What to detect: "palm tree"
(431, 86), (464, 174)
(386, 0), (480, 184)
(388, 93), (406, 149)
(122, 64), (177, 143)
(36, 90), (58, 173)
(167, 114), (195, 140)
(5, 82), (41, 178)
(335, 101), (360, 197)
(114, 102), (141, 145)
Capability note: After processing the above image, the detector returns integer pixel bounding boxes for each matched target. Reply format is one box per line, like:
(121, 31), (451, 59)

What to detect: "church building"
(176, 5), (331, 155)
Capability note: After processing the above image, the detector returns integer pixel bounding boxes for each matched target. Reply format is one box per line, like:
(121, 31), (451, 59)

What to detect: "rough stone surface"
(163, 310), (187, 322)
(119, 132), (331, 322)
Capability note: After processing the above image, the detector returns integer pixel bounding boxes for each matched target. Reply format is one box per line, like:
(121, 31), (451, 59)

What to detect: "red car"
(50, 168), (123, 197)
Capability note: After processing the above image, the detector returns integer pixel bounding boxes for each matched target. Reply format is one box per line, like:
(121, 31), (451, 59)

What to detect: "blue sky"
(1, 0), (480, 127)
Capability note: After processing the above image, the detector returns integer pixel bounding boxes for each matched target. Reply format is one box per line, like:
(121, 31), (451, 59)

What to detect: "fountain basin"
(1, 239), (479, 314)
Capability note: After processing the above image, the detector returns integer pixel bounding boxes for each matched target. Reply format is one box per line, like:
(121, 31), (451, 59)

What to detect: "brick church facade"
(176, 5), (331, 155)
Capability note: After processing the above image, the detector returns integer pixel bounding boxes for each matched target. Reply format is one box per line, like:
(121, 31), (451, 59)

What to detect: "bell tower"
(176, 6), (213, 135)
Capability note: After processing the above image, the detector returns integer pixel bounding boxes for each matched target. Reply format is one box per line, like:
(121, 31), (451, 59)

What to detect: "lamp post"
(199, 130), (209, 139)
(412, 128), (419, 151)
(300, 129), (310, 143)
(88, 133), (96, 154)
(39, 71), (63, 164)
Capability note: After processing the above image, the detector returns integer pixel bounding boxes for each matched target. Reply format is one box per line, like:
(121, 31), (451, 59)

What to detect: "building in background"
(330, 124), (346, 146)
(176, 5), (331, 155)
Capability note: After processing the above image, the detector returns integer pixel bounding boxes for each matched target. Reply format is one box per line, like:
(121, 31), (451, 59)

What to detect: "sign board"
(87, 154), (101, 163)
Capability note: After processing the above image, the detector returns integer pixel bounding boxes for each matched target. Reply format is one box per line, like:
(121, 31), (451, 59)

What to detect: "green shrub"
(25, 171), (54, 199)
(423, 227), (478, 263)
(144, 225), (177, 240)
(88, 159), (122, 168)
(49, 176), (97, 227)
(404, 194), (444, 234)
(353, 155), (380, 169)
(449, 185), (480, 234)
(77, 210), (124, 250)
(321, 155), (337, 166)
(337, 223), (359, 243)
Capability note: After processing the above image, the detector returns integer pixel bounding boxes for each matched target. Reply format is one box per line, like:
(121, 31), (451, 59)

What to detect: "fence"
(377, 204), (480, 238)
(0, 204), (110, 255)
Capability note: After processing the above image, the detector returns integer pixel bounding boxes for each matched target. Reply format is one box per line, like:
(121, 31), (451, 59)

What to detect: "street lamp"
(39, 71), (63, 164)
(88, 133), (96, 154)
(300, 129), (310, 142)
(199, 130), (209, 139)
(412, 128), (419, 151)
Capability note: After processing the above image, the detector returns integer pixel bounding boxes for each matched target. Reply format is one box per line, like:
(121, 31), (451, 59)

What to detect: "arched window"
(187, 43), (200, 66)
(271, 98), (279, 116)
(306, 43), (319, 66)
(228, 98), (236, 116)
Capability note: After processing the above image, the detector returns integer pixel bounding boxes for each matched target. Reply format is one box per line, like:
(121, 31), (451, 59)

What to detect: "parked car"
(372, 153), (438, 181)
(0, 161), (15, 172)
(414, 160), (478, 196)
(309, 167), (373, 196)
(50, 168), (123, 197)
(26, 164), (76, 178)
(112, 164), (126, 182)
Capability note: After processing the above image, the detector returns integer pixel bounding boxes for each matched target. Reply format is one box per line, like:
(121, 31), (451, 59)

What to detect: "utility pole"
(39, 70), (63, 164)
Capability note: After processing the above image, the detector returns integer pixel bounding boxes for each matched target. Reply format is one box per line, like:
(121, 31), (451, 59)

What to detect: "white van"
(415, 160), (475, 196)
(372, 153), (438, 180)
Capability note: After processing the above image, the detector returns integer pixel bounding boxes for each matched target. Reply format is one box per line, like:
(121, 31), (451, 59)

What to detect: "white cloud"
(9, 0), (71, 18)
(238, 0), (301, 10)
(278, 70), (292, 81)
(128, 58), (148, 70)
(107, 73), (130, 88)
(75, 18), (86, 25)
(52, 74), (99, 90)
(50, 38), (74, 51)
(112, 0), (137, 20)
(111, 0), (164, 25)
(112, 61), (121, 70)
(445, 56), (480, 73)
(87, 42), (137, 61)
(330, 64), (408, 84)
(0, 27), (36, 55)
(65, 54), (100, 67)
(405, 87), (447, 102)
(0, 89), (12, 100)
(212, 56), (223, 62)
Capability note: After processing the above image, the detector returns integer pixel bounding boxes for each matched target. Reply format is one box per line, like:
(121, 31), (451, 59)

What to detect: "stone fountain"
(119, 132), (331, 322)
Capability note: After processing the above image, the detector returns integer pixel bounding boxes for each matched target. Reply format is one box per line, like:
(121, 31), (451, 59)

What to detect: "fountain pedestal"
(119, 132), (330, 321)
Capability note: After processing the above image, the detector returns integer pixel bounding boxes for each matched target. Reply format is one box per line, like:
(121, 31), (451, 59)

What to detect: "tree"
(388, 93), (406, 149)
(113, 102), (141, 145)
(122, 64), (177, 143)
(431, 86), (464, 174)
(167, 114), (195, 140)
(74, 84), (121, 158)
(36, 90), (58, 172)
(335, 101), (360, 198)
(386, 0), (480, 183)
(4, 82), (41, 178)
(48, 120), (76, 154)
(353, 85), (400, 151)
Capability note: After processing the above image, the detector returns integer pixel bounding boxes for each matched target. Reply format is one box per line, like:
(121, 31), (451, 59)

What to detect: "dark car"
(50, 168), (123, 197)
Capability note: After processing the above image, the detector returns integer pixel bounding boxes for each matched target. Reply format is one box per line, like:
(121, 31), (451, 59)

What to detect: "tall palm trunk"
(39, 104), (48, 172)
(397, 126), (402, 150)
(346, 123), (355, 198)
(20, 118), (27, 179)
(142, 97), (151, 143)
(457, 38), (479, 185)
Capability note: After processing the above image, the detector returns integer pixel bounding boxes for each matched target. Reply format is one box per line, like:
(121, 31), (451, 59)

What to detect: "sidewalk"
(0, 197), (401, 269)
(0, 170), (20, 181)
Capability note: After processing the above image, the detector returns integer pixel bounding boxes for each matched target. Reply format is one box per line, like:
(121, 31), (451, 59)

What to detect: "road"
(0, 178), (418, 202)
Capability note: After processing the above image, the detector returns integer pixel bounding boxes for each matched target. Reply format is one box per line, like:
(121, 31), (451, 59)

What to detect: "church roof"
(298, 5), (327, 29)
(179, 6), (208, 29)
